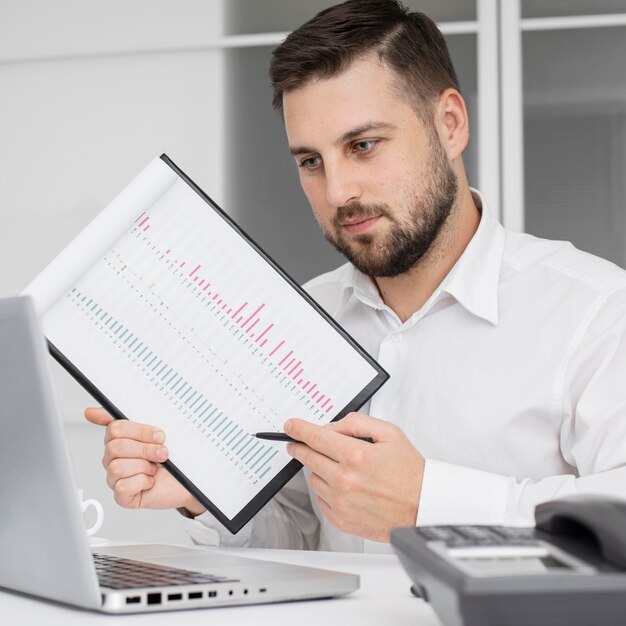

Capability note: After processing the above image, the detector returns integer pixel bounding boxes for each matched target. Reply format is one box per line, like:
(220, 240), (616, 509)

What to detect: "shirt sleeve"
(418, 288), (626, 527)
(417, 459), (626, 526)
(182, 470), (320, 549)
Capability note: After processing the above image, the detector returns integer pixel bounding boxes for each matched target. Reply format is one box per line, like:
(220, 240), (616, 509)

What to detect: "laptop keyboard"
(93, 553), (240, 590)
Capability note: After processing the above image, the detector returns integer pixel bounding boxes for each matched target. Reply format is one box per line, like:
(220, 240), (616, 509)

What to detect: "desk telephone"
(391, 495), (626, 626)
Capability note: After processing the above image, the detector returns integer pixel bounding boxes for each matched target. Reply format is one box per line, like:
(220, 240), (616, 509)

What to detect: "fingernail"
(156, 447), (168, 461)
(286, 443), (294, 456)
(153, 431), (165, 444)
(284, 419), (293, 433)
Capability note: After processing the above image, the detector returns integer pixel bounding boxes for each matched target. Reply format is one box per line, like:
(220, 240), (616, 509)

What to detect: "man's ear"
(435, 88), (470, 160)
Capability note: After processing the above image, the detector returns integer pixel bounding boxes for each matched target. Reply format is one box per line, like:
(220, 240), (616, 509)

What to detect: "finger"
(316, 496), (352, 536)
(286, 441), (338, 483)
(284, 418), (353, 463)
(307, 471), (331, 501)
(103, 438), (168, 467)
(325, 412), (395, 442)
(113, 473), (156, 509)
(316, 495), (335, 523)
(84, 406), (114, 426)
(105, 418), (165, 445)
(106, 458), (158, 490)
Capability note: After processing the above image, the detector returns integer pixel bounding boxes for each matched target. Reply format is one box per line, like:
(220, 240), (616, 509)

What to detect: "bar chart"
(42, 169), (381, 521)
(123, 209), (338, 417)
(67, 287), (279, 481)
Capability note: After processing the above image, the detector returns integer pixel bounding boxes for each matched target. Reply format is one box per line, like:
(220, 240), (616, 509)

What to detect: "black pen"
(252, 432), (373, 444)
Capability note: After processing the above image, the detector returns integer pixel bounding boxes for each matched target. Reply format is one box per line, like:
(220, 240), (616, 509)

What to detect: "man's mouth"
(340, 215), (382, 235)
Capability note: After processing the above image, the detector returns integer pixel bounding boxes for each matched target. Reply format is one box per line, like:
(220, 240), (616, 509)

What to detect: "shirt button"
(391, 333), (402, 343)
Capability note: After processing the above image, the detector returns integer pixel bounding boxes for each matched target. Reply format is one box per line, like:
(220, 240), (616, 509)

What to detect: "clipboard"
(23, 154), (389, 533)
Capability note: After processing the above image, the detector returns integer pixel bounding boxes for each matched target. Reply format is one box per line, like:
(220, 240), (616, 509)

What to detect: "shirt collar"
(340, 189), (505, 325)
(442, 190), (505, 325)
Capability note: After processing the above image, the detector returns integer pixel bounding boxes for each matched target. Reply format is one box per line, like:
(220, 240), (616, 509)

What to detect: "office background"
(1, 0), (626, 542)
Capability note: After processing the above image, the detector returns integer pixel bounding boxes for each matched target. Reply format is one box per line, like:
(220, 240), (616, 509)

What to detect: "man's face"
(283, 56), (458, 278)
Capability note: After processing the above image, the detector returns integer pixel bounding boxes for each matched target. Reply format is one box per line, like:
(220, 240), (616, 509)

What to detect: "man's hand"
(84, 407), (205, 516)
(284, 412), (424, 542)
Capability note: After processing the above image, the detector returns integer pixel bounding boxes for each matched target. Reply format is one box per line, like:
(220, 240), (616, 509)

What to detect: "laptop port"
(188, 592), (203, 600)
(147, 593), (162, 605)
(259, 588), (267, 593)
(208, 591), (217, 598)
(167, 593), (183, 601)
(125, 596), (141, 605)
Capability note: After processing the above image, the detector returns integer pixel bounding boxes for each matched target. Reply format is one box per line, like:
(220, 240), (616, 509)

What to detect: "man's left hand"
(284, 412), (425, 542)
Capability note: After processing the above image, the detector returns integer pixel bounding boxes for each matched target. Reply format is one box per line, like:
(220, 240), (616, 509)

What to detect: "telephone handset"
(535, 494), (626, 569)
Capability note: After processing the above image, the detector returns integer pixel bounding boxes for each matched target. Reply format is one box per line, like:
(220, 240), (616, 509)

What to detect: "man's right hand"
(84, 407), (206, 516)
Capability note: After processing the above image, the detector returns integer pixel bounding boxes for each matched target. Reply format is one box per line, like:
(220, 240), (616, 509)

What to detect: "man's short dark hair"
(269, 0), (460, 119)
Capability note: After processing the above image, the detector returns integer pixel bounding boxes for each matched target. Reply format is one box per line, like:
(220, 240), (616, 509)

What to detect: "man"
(86, 0), (626, 553)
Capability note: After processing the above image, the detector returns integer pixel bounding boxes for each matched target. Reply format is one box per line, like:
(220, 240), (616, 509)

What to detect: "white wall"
(0, 0), (225, 541)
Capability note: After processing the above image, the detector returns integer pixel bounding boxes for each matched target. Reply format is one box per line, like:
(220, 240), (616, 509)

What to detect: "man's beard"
(321, 140), (458, 278)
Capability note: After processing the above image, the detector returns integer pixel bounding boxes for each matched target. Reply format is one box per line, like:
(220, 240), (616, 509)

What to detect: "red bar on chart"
(213, 293), (219, 300)
(232, 303), (247, 319)
(293, 369), (304, 380)
(270, 340), (285, 357)
(137, 211), (145, 221)
(138, 216), (149, 228)
(302, 381), (310, 390)
(198, 279), (205, 287)
(247, 319), (260, 334)
(311, 391), (320, 400)
(325, 405), (333, 413)
(203, 283), (211, 291)
(321, 398), (331, 409)
(143, 224), (150, 232)
(284, 358), (295, 370)
(189, 264), (201, 277)
(261, 339), (268, 347)
(308, 384), (317, 395)
(316, 394), (325, 404)
(288, 361), (302, 376)
(255, 323), (273, 343)
(279, 350), (293, 366)
(180, 261), (186, 268)
(242, 304), (265, 329)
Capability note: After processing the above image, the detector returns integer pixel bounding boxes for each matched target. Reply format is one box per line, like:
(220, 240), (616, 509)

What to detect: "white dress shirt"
(184, 191), (626, 553)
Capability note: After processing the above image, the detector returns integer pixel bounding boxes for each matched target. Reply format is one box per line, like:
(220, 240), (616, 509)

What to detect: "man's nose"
(324, 159), (363, 208)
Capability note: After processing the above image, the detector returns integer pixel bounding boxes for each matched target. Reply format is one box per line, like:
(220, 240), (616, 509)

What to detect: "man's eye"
(299, 156), (322, 170)
(353, 140), (377, 153)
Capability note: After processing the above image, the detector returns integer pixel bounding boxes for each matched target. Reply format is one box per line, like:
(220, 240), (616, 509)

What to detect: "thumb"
(84, 406), (114, 426)
(325, 412), (393, 443)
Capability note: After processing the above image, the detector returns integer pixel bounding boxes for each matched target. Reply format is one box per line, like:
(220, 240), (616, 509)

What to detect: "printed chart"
(37, 159), (383, 523)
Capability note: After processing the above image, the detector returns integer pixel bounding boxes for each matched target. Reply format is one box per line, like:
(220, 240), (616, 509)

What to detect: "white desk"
(1, 547), (443, 626)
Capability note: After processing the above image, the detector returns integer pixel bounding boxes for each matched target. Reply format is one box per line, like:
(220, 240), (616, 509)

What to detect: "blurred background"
(1, 0), (626, 542)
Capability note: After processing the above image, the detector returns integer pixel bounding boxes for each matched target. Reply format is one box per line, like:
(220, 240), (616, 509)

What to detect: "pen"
(252, 432), (374, 444)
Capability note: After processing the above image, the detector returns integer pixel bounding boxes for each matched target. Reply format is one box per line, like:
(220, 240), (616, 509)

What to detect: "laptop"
(0, 295), (358, 613)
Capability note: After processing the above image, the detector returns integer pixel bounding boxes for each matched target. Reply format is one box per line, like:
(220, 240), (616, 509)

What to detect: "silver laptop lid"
(0, 296), (101, 609)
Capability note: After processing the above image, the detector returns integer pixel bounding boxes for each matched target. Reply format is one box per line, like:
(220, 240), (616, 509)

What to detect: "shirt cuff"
(417, 458), (513, 526)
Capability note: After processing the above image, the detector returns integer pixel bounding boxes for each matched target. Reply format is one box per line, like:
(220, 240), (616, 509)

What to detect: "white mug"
(77, 489), (104, 537)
